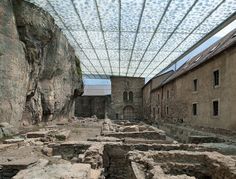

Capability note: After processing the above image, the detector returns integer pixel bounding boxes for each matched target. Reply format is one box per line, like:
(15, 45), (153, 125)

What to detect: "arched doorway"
(123, 105), (135, 120)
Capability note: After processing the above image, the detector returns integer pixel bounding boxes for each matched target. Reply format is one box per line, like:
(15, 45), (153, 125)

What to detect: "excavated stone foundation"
(0, 119), (235, 179)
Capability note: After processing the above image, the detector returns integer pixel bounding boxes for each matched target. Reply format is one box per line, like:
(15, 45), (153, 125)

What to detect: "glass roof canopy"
(26, 0), (236, 79)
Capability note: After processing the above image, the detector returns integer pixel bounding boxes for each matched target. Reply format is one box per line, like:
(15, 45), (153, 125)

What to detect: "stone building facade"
(110, 76), (145, 120)
(142, 71), (174, 122)
(75, 96), (111, 119)
(143, 29), (236, 130)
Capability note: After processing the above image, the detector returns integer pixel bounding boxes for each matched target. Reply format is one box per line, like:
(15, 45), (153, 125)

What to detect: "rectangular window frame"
(192, 103), (198, 116)
(213, 69), (220, 88)
(193, 79), (198, 92)
(212, 99), (220, 117)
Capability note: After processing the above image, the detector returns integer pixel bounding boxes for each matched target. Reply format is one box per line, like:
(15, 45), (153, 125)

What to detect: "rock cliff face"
(0, 0), (29, 126)
(0, 0), (83, 126)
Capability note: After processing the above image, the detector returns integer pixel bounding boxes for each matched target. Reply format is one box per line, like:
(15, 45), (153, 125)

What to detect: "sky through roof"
(26, 0), (236, 79)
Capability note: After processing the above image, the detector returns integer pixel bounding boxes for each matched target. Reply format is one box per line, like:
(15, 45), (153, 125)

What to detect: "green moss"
(75, 57), (82, 77)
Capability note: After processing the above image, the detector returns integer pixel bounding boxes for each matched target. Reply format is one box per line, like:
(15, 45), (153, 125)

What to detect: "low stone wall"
(128, 150), (236, 179)
(101, 119), (167, 140)
(103, 131), (166, 140)
(47, 139), (216, 179)
(50, 142), (91, 160)
(159, 123), (236, 144)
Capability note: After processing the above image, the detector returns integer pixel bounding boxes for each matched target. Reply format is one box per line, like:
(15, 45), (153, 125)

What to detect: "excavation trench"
(49, 142), (236, 179)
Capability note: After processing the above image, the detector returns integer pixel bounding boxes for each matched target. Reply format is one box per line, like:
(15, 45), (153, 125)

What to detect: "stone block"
(55, 130), (70, 141)
(13, 163), (91, 179)
(188, 135), (223, 144)
(3, 138), (24, 144)
(26, 131), (49, 138)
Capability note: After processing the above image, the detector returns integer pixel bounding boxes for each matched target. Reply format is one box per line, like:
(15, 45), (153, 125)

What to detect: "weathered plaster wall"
(142, 71), (173, 123)
(168, 46), (236, 130)
(142, 82), (151, 121)
(148, 44), (236, 130)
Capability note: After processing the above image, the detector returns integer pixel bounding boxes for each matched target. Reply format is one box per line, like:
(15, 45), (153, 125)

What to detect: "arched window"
(123, 91), (128, 102)
(129, 91), (133, 102)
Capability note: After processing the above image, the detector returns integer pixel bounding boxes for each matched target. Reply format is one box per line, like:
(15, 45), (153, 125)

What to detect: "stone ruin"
(0, 118), (235, 179)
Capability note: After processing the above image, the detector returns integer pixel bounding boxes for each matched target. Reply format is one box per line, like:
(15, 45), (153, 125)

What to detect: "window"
(213, 100), (219, 116)
(166, 106), (169, 115)
(213, 70), (219, 87)
(193, 79), (198, 91)
(192, 103), (197, 116)
(167, 90), (169, 99)
(129, 91), (133, 102)
(116, 113), (119, 119)
(157, 107), (160, 114)
(123, 91), (128, 102)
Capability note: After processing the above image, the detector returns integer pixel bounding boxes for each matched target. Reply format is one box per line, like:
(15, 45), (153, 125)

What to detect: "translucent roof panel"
(26, 0), (236, 79)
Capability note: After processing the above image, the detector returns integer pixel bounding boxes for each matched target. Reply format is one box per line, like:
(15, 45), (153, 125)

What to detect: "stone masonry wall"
(75, 95), (111, 119)
(110, 76), (145, 120)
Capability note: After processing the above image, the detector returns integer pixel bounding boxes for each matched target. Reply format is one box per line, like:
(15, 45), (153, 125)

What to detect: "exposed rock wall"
(0, 0), (83, 126)
(0, 0), (29, 126)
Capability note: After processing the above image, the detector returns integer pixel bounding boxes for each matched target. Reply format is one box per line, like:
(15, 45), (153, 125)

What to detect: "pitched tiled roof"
(163, 28), (236, 85)
(143, 70), (174, 89)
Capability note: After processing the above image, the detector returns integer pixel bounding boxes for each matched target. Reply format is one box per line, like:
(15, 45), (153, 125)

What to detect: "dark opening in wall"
(192, 103), (197, 116)
(129, 91), (133, 102)
(123, 91), (128, 102)
(213, 100), (219, 116)
(213, 70), (219, 87)
(193, 79), (198, 91)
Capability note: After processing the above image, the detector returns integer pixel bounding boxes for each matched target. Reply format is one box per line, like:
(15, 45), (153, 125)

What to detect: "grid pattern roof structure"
(26, 0), (236, 79)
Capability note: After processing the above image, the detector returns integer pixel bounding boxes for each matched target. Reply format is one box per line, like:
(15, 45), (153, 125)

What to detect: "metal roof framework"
(26, 0), (236, 79)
